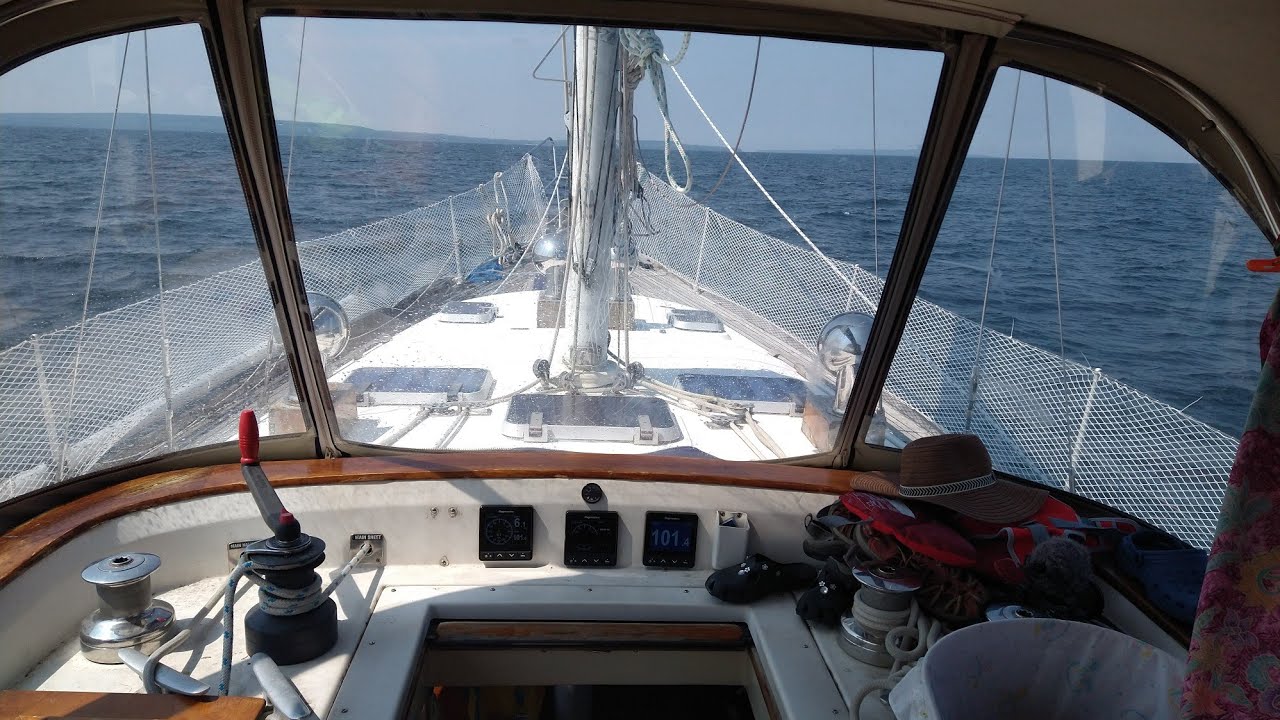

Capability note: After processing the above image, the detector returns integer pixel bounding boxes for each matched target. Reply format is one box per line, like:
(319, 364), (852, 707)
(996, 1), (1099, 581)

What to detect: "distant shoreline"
(0, 112), (1192, 163)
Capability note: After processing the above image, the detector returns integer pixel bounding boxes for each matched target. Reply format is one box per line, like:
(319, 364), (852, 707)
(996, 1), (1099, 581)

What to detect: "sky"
(0, 19), (1193, 162)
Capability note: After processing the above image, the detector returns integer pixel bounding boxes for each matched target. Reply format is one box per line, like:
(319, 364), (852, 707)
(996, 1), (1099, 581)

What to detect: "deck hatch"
(438, 301), (497, 324)
(502, 394), (681, 445)
(345, 367), (494, 405)
(675, 373), (806, 415)
(668, 309), (724, 332)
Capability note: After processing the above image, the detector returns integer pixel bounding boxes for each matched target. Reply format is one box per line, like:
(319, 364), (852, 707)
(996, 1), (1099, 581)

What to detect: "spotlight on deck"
(307, 292), (350, 360)
(270, 292), (350, 362)
(817, 312), (874, 414)
(532, 230), (567, 262)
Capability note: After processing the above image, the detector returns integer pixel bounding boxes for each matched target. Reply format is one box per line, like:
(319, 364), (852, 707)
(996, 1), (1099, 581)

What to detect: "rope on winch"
(140, 542), (374, 696)
(620, 29), (693, 192)
(963, 70), (1022, 432)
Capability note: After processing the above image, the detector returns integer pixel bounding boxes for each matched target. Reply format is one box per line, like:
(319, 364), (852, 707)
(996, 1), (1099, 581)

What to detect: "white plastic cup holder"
(712, 510), (750, 569)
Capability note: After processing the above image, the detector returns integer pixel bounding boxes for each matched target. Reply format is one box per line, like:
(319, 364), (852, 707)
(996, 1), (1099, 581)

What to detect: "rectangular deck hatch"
(438, 301), (497, 324)
(667, 309), (724, 332)
(502, 394), (682, 445)
(675, 373), (805, 415)
(345, 367), (495, 405)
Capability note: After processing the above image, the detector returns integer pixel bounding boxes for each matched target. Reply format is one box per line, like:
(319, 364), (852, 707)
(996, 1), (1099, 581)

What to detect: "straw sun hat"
(858, 434), (1048, 524)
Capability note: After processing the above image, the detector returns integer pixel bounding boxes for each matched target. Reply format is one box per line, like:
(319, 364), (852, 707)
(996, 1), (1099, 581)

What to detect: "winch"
(236, 409), (337, 664)
(79, 552), (174, 664)
(838, 563), (923, 667)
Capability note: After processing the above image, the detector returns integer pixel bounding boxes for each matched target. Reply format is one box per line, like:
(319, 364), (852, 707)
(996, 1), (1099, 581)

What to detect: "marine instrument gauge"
(564, 511), (619, 567)
(479, 505), (534, 561)
(643, 511), (699, 568)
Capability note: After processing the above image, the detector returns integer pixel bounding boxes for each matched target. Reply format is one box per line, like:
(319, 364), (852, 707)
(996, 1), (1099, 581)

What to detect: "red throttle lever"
(239, 409), (260, 464)
(238, 410), (300, 542)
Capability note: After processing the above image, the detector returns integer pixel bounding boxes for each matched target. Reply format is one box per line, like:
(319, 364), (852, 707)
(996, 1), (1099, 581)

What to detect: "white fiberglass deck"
(324, 289), (818, 459)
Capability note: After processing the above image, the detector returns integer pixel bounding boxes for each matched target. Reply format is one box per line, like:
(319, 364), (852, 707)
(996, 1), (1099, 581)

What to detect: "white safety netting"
(0, 150), (549, 502)
(0, 153), (1237, 550)
(633, 172), (1234, 548)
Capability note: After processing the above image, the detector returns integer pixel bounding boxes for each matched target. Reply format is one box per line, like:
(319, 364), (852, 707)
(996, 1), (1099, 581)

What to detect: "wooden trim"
(430, 621), (748, 647)
(0, 690), (263, 719)
(0, 451), (873, 590)
(748, 648), (782, 720)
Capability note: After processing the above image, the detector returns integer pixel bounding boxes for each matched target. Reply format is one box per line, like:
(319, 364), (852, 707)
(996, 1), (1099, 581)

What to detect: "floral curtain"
(1183, 287), (1280, 718)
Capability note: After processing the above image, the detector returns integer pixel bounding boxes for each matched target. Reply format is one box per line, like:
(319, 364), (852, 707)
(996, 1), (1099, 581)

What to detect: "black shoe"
(705, 554), (818, 604)
(795, 558), (856, 626)
(802, 506), (857, 561)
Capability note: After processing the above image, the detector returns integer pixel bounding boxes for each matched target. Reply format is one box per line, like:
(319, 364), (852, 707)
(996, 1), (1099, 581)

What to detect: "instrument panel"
(477, 496), (710, 569)
(564, 511), (619, 567)
(478, 505), (534, 561)
(642, 511), (698, 568)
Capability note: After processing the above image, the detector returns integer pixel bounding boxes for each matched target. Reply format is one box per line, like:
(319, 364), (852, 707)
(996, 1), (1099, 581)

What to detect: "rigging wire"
(63, 33), (132, 479)
(1043, 77), (1074, 488)
(870, 47), (880, 277)
(964, 70), (1022, 432)
(1043, 77), (1067, 375)
(142, 30), (176, 451)
(284, 17), (308, 191)
(666, 64), (876, 312)
(697, 36), (762, 205)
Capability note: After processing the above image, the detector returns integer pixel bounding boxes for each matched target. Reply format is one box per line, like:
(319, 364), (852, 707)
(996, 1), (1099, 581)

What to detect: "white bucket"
(889, 618), (1183, 720)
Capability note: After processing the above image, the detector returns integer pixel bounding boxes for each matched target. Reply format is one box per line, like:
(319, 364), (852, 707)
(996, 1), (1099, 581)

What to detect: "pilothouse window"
(0, 26), (292, 501)
(260, 17), (942, 460)
(870, 68), (1273, 549)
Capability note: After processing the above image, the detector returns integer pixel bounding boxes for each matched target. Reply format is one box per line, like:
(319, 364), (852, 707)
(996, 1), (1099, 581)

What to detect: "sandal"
(1116, 530), (1207, 624)
(795, 557), (856, 626)
(705, 553), (818, 604)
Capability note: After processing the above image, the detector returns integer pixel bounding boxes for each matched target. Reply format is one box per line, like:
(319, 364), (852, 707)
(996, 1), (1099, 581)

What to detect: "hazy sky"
(0, 19), (1192, 162)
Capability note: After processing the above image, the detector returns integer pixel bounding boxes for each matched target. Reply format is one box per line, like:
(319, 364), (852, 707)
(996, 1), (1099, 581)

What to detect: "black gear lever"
(239, 410), (300, 543)
(236, 409), (336, 665)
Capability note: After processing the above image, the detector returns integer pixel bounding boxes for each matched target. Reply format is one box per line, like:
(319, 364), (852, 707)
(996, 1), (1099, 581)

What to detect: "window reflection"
(873, 68), (1272, 548)
(261, 18), (942, 459)
(0, 26), (290, 500)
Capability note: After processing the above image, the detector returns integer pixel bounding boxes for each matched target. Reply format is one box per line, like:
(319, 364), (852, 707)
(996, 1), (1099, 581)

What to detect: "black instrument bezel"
(642, 511), (699, 568)
(478, 505), (535, 561)
(563, 510), (619, 567)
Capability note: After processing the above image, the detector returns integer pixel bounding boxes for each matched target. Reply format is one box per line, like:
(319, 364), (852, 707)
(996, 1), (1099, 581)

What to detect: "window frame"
(0, 0), (1273, 525)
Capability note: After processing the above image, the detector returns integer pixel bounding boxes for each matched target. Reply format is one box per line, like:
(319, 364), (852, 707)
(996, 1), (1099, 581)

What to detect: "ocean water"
(0, 124), (1272, 436)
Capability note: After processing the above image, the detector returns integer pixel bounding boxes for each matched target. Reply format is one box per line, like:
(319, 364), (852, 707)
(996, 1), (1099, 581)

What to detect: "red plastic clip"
(1247, 257), (1280, 273)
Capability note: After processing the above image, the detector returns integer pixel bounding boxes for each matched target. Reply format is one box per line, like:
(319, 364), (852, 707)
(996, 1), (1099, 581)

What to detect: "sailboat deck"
(326, 288), (820, 459)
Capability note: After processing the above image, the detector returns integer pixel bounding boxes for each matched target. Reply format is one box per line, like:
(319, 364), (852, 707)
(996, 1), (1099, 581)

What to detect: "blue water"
(0, 124), (1272, 436)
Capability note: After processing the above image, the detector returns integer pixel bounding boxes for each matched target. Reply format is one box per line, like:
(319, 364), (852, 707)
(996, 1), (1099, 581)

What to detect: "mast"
(553, 27), (624, 378)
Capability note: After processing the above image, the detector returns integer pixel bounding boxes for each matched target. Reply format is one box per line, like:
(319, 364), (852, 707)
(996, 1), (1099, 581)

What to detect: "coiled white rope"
(620, 29), (693, 193)
(849, 591), (942, 720)
(141, 541), (373, 696)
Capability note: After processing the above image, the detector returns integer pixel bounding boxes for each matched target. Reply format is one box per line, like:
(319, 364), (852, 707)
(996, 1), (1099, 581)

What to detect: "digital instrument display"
(478, 505), (534, 561)
(643, 511), (698, 568)
(564, 511), (619, 567)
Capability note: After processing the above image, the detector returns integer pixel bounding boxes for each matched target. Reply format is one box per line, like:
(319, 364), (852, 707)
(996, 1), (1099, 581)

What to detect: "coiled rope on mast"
(620, 29), (693, 193)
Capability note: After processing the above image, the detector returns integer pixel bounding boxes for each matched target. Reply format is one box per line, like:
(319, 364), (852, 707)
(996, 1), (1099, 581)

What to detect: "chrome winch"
(838, 562), (923, 667)
(79, 552), (175, 664)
